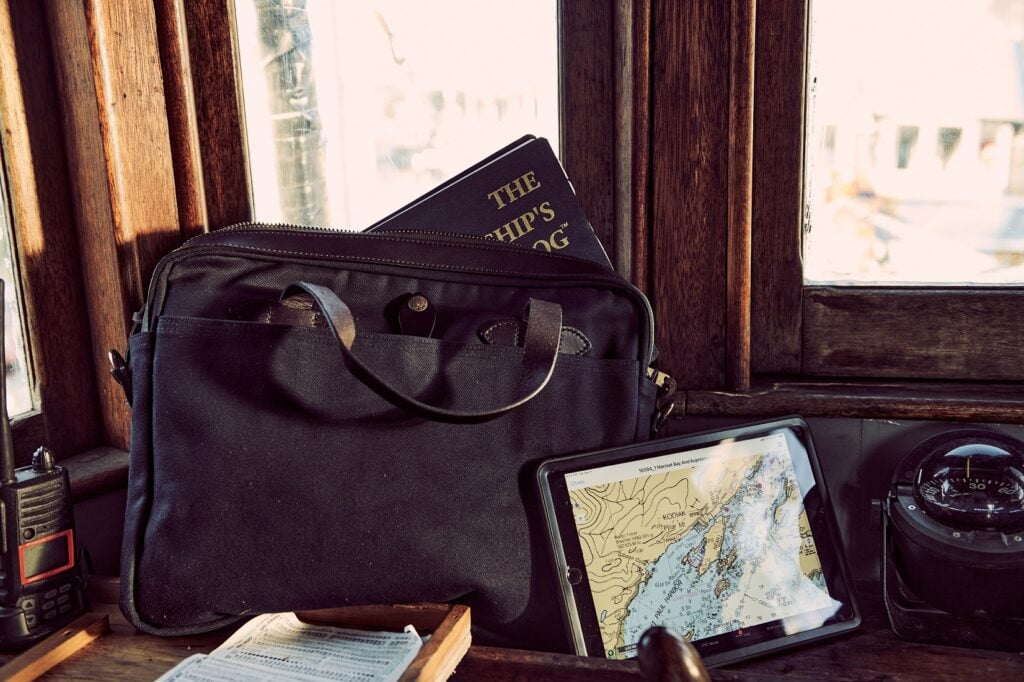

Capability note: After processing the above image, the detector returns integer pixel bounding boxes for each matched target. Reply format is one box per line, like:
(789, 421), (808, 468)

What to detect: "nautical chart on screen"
(564, 433), (840, 660)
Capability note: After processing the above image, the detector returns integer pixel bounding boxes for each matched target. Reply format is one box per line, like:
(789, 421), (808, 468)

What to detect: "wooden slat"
(803, 287), (1024, 380)
(299, 603), (455, 633)
(46, 0), (183, 450)
(650, 0), (730, 388)
(0, 0), (100, 457)
(182, 0), (251, 229)
(560, 1), (617, 269)
(726, 0), (756, 390)
(750, 0), (807, 374)
(153, 0), (208, 240)
(299, 603), (472, 682)
(399, 605), (469, 682)
(685, 379), (1024, 423)
(7, 583), (1024, 680)
(614, 0), (651, 287)
(10, 412), (47, 466)
(65, 446), (129, 502)
(459, 645), (645, 681)
(0, 613), (108, 682)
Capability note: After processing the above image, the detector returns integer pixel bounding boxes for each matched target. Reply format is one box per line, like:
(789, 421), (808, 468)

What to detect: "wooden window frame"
(644, 0), (1024, 423)
(15, 0), (1011, 472)
(0, 0), (102, 462)
(0, 0), (198, 465)
(751, 0), (1024, 385)
(0, 0), (635, 469)
(178, 0), (639, 273)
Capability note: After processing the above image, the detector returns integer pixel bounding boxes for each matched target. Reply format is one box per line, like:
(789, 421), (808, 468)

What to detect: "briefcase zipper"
(182, 222), (615, 273)
(143, 226), (656, 368)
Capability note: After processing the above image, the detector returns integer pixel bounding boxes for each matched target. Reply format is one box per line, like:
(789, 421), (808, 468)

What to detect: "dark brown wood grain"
(0, 1), (100, 457)
(725, 583), (1024, 682)
(750, 0), (806, 374)
(11, 412), (48, 467)
(726, 0), (756, 391)
(64, 446), (129, 502)
(153, 0), (208, 240)
(685, 378), (1024, 423)
(560, 1), (617, 271)
(46, 0), (182, 450)
(457, 646), (646, 681)
(181, 0), (251, 230)
(15, 581), (1021, 681)
(650, 0), (730, 389)
(614, 0), (651, 287)
(803, 288), (1024, 380)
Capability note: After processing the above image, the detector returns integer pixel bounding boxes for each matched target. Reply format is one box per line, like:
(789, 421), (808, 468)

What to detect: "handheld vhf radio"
(0, 280), (87, 648)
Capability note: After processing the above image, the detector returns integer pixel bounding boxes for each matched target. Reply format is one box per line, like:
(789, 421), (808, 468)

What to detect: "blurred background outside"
(805, 0), (1024, 284)
(234, 0), (559, 230)
(0, 184), (31, 416)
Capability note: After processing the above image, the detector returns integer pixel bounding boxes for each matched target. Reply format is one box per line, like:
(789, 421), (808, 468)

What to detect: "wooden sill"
(63, 447), (129, 502)
(9, 410), (129, 501)
(682, 378), (1024, 424)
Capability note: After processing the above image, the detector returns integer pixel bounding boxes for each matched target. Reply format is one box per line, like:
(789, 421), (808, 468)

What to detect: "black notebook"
(365, 136), (611, 268)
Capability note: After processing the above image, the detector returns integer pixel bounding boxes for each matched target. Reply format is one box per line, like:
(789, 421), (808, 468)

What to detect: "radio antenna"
(0, 279), (16, 485)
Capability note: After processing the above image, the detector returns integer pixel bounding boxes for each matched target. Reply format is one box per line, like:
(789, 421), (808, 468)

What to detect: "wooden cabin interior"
(0, 0), (1020, 679)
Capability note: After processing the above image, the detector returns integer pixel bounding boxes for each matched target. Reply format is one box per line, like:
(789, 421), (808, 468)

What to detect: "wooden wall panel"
(47, 0), (182, 449)
(687, 379), (1024, 424)
(182, 0), (251, 230)
(560, 1), (617, 271)
(154, 0), (208, 240)
(614, 0), (651, 287)
(726, 0), (756, 390)
(804, 288), (1024, 380)
(750, 0), (806, 374)
(650, 0), (730, 388)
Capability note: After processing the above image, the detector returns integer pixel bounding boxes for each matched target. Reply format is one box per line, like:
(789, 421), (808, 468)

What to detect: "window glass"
(804, 0), (1024, 284)
(234, 0), (559, 229)
(0, 188), (32, 416)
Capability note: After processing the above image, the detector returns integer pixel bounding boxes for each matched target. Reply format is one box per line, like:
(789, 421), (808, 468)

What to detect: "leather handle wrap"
(282, 282), (562, 424)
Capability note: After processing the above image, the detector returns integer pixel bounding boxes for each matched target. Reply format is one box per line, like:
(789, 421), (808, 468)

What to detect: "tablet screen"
(538, 418), (859, 665)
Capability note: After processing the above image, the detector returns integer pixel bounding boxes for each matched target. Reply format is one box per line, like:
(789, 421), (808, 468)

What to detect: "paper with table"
(155, 612), (423, 682)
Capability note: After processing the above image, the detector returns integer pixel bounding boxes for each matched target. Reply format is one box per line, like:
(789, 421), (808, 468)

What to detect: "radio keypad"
(18, 596), (39, 629)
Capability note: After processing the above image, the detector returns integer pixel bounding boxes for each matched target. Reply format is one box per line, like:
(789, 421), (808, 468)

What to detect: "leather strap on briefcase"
(287, 282), (563, 423)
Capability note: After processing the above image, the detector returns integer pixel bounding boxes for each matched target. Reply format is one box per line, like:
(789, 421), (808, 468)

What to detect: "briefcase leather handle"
(282, 282), (562, 424)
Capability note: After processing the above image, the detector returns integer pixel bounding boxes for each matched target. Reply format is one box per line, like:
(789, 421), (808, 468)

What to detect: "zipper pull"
(108, 349), (132, 406)
(648, 368), (678, 436)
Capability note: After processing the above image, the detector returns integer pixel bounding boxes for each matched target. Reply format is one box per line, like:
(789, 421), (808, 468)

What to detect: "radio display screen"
(20, 530), (73, 583)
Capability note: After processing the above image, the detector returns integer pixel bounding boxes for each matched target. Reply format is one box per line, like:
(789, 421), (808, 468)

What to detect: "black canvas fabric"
(119, 226), (660, 651)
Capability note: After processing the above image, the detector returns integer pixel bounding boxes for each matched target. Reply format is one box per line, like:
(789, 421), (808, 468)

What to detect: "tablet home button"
(566, 567), (583, 585)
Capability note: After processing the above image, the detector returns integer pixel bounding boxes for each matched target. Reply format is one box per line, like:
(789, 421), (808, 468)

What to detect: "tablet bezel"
(536, 416), (861, 666)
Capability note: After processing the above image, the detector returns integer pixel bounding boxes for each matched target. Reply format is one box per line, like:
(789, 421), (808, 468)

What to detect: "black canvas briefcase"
(117, 225), (665, 650)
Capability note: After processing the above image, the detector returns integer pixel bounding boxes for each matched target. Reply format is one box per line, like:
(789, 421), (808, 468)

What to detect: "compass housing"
(914, 440), (1024, 532)
(887, 429), (1024, 619)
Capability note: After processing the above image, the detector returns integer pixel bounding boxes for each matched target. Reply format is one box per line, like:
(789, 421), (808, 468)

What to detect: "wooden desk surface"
(1, 580), (1019, 681)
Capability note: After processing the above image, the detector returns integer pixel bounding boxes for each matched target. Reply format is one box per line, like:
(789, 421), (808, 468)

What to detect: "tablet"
(537, 417), (860, 666)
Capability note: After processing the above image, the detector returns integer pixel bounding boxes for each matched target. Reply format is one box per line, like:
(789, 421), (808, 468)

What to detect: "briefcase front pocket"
(125, 311), (651, 644)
